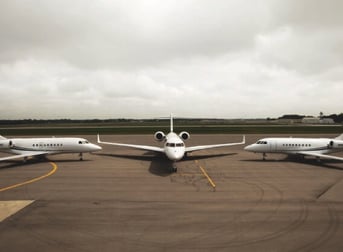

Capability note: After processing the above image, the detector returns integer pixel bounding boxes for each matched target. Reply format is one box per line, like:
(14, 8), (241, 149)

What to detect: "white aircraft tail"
(170, 114), (174, 132)
(0, 135), (7, 140)
(335, 133), (343, 140)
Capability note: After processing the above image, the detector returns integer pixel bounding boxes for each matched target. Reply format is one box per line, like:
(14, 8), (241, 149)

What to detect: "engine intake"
(328, 140), (343, 149)
(179, 131), (190, 140)
(154, 131), (166, 141)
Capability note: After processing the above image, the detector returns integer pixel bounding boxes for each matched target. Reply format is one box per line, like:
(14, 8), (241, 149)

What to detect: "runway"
(0, 134), (343, 251)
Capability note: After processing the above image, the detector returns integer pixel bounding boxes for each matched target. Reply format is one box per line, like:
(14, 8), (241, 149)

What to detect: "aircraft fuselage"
(0, 137), (102, 156)
(163, 132), (186, 161)
(244, 137), (343, 158)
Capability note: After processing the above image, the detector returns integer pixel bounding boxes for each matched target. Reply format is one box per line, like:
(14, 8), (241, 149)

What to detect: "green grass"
(0, 125), (342, 136)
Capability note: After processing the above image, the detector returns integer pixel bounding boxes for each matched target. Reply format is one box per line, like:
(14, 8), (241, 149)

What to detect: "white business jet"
(97, 115), (245, 172)
(244, 134), (343, 161)
(0, 135), (102, 162)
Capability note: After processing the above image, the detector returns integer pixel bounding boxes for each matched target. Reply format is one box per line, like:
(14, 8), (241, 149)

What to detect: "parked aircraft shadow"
(242, 156), (343, 171)
(0, 156), (93, 170)
(46, 159), (93, 163)
(0, 158), (48, 170)
(185, 153), (237, 161)
(149, 153), (237, 177)
(286, 157), (343, 171)
(95, 152), (171, 176)
(95, 152), (158, 162)
(95, 152), (237, 177)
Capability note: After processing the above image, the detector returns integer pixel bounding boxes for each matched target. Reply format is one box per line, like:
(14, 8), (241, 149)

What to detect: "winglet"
(97, 134), (101, 143)
(242, 135), (246, 144)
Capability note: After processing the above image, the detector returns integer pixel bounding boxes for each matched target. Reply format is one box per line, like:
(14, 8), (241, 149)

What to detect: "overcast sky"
(0, 0), (342, 119)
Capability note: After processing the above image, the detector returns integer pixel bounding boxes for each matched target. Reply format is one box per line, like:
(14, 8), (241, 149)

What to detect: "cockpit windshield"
(166, 142), (184, 147)
(256, 141), (268, 144)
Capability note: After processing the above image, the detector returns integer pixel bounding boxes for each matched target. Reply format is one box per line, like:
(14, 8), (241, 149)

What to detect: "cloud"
(0, 0), (272, 69)
(0, 1), (342, 119)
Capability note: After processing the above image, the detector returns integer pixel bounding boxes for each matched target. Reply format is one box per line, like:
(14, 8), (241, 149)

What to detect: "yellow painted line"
(198, 165), (216, 189)
(0, 162), (58, 192)
(189, 153), (216, 189)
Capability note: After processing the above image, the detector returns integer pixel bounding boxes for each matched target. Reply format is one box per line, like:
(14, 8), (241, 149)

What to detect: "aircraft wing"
(297, 151), (343, 162)
(0, 151), (49, 162)
(185, 135), (245, 152)
(97, 135), (165, 153)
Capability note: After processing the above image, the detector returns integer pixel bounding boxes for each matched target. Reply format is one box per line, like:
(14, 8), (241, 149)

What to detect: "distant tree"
(323, 113), (343, 123)
(278, 114), (305, 120)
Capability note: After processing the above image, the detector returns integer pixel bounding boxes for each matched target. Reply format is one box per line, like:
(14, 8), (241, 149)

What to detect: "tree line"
(278, 113), (343, 123)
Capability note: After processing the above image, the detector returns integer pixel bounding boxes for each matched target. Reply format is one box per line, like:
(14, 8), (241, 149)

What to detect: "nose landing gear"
(170, 162), (177, 173)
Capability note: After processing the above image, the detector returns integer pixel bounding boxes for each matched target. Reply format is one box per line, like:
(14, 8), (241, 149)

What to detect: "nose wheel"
(170, 162), (177, 173)
(79, 153), (83, 161)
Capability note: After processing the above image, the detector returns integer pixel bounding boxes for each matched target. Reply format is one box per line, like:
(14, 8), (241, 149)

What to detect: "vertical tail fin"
(335, 133), (343, 140)
(170, 113), (174, 132)
(0, 135), (7, 140)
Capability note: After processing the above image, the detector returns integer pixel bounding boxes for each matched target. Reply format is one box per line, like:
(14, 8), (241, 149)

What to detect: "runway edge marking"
(0, 200), (34, 222)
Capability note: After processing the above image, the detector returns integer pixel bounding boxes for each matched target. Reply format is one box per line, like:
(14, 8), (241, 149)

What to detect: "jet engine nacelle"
(0, 140), (12, 149)
(179, 131), (190, 140)
(328, 140), (343, 149)
(154, 131), (166, 141)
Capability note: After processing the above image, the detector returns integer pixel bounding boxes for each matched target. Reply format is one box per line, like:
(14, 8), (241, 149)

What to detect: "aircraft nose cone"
(244, 145), (252, 151)
(167, 150), (184, 161)
(92, 144), (102, 151)
(174, 153), (184, 161)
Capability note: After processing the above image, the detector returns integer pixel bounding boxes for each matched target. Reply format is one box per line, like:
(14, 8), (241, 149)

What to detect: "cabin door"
(270, 140), (277, 152)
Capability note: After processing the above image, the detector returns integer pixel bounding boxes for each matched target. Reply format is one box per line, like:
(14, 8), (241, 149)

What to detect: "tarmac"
(0, 134), (343, 252)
